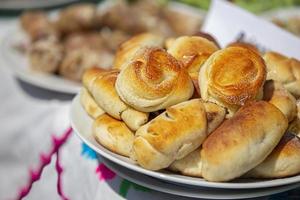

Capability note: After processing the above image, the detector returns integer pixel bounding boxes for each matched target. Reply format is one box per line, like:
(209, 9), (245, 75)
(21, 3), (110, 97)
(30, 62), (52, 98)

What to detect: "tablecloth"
(0, 18), (299, 200)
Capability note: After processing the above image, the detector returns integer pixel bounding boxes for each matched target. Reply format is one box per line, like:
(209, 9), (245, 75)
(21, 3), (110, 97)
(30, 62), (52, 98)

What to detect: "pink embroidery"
(95, 163), (116, 181)
(16, 127), (72, 200)
(56, 150), (68, 200)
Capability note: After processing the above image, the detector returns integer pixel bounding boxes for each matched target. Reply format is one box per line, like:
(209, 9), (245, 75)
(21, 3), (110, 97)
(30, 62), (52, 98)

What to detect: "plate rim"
(101, 156), (300, 199)
(70, 94), (300, 189)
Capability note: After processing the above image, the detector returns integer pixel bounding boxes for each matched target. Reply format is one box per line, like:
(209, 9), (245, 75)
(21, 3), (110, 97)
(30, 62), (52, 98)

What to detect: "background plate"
(0, 25), (81, 94)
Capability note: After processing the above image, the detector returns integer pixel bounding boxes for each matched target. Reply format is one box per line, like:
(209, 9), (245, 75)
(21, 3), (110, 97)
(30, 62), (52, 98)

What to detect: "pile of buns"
(79, 32), (300, 182)
(19, 1), (202, 81)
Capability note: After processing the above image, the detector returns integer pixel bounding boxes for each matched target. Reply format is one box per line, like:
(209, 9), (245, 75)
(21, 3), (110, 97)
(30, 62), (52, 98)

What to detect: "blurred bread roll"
(113, 33), (164, 70)
(116, 47), (194, 112)
(169, 102), (226, 177)
(199, 46), (266, 116)
(264, 51), (300, 98)
(227, 42), (260, 55)
(93, 114), (134, 157)
(131, 99), (208, 170)
(59, 48), (104, 81)
(84, 68), (148, 131)
(167, 36), (219, 94)
(264, 80), (297, 122)
(29, 39), (63, 73)
(80, 88), (105, 119)
(201, 101), (288, 182)
(55, 3), (97, 34)
(20, 11), (58, 41)
(246, 132), (300, 178)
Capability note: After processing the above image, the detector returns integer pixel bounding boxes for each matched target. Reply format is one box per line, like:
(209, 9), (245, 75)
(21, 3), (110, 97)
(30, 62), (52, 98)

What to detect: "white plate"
(0, 24), (81, 94)
(70, 94), (300, 189)
(0, 0), (79, 10)
(101, 156), (300, 199)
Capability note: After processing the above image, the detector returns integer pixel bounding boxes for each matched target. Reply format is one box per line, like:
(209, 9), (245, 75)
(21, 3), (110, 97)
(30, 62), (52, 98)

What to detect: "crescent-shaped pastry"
(246, 132), (300, 178)
(113, 33), (164, 70)
(93, 114), (134, 157)
(201, 101), (288, 182)
(80, 88), (105, 119)
(83, 68), (149, 131)
(116, 47), (194, 112)
(263, 80), (297, 122)
(264, 51), (300, 98)
(131, 99), (207, 170)
(199, 46), (266, 116)
(169, 101), (226, 177)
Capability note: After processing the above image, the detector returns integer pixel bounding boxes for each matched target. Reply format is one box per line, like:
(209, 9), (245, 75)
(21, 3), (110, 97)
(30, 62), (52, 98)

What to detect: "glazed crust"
(131, 99), (208, 170)
(116, 47), (194, 112)
(201, 101), (288, 182)
(199, 46), (266, 115)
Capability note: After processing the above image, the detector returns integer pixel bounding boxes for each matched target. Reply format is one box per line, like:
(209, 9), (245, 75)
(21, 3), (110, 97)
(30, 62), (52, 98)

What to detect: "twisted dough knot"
(116, 47), (194, 112)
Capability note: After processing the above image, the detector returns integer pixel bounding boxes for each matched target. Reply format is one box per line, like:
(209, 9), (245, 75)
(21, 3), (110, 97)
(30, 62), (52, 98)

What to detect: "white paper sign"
(203, 0), (300, 60)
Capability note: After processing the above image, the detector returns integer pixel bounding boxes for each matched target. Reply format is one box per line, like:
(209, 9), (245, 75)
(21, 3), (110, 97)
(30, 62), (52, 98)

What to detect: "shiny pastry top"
(199, 46), (266, 115)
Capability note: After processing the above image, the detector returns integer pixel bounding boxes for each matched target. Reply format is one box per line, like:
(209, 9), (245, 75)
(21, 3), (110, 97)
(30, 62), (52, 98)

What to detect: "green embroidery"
(119, 179), (151, 197)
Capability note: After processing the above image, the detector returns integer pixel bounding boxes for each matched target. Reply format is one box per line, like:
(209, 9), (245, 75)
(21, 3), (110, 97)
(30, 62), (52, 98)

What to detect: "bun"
(201, 101), (288, 182)
(83, 68), (149, 131)
(93, 114), (134, 157)
(199, 46), (266, 116)
(263, 80), (297, 122)
(29, 39), (63, 73)
(116, 47), (194, 112)
(131, 99), (208, 170)
(80, 88), (105, 119)
(289, 100), (300, 137)
(167, 36), (219, 86)
(113, 33), (164, 70)
(246, 132), (300, 178)
(169, 101), (226, 177)
(264, 51), (300, 98)
(169, 148), (203, 177)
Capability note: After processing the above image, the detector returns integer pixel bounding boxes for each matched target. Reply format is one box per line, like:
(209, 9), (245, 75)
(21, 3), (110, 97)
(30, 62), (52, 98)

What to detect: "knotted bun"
(116, 47), (194, 112)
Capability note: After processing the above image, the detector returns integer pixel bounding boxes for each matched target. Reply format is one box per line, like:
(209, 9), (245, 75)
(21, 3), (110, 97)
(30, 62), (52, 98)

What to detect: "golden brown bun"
(167, 36), (219, 95)
(201, 101), (288, 182)
(82, 67), (108, 91)
(113, 33), (164, 70)
(169, 148), (203, 177)
(199, 46), (266, 116)
(263, 80), (297, 122)
(80, 88), (105, 119)
(246, 132), (300, 178)
(93, 114), (134, 157)
(227, 42), (260, 55)
(264, 51), (300, 98)
(131, 99), (207, 170)
(169, 102), (226, 177)
(289, 100), (300, 137)
(116, 47), (194, 112)
(83, 68), (149, 130)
